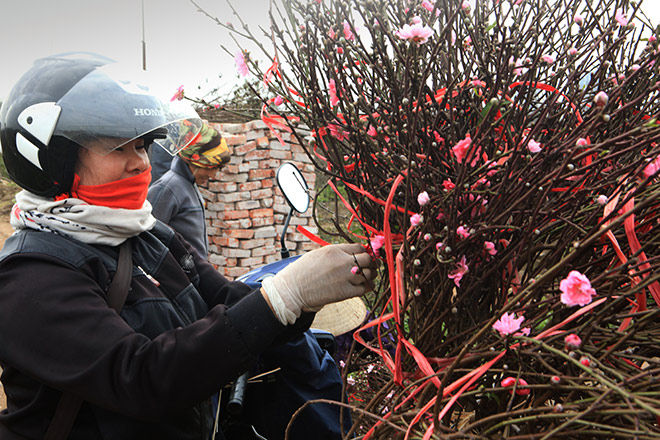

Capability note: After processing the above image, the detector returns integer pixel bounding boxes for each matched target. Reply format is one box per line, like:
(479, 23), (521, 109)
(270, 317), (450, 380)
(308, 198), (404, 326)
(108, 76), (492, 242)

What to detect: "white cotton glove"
(261, 243), (377, 325)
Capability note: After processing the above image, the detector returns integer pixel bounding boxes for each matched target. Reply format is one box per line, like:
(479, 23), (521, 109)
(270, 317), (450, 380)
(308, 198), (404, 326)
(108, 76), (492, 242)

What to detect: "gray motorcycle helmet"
(0, 52), (202, 196)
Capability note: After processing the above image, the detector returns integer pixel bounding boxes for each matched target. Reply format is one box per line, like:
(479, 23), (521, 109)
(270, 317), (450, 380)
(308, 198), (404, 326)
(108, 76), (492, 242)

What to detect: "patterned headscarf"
(178, 121), (230, 168)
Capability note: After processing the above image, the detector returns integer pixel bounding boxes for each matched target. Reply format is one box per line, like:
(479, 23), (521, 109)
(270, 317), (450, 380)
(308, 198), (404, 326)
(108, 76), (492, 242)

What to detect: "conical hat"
(311, 297), (367, 336)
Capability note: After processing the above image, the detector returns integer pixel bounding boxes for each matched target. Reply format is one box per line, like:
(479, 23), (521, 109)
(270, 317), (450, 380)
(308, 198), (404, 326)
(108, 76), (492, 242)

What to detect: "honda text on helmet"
(0, 52), (203, 197)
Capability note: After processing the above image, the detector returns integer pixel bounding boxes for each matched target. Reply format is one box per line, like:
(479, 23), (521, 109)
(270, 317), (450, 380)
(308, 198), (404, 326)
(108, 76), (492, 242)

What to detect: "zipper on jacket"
(137, 265), (161, 286)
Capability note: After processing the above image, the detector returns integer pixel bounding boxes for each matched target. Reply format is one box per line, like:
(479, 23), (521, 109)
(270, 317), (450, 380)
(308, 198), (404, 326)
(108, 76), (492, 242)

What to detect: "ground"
(0, 178), (17, 411)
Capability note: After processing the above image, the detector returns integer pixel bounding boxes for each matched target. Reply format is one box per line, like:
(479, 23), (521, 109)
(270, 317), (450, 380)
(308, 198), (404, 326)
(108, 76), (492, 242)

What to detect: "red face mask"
(60, 167), (152, 210)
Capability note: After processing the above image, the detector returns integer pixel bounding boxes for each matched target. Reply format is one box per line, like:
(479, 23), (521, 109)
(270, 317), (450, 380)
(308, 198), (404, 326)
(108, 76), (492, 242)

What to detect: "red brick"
(251, 245), (277, 257)
(217, 192), (245, 203)
(233, 141), (257, 155)
(256, 136), (269, 147)
(302, 172), (316, 184)
(222, 210), (250, 220)
(224, 267), (249, 279)
(244, 150), (271, 161)
(248, 169), (274, 180)
(270, 150), (292, 160)
(238, 162), (258, 172)
(207, 202), (227, 212)
(269, 140), (289, 150)
(217, 123), (244, 134)
(239, 256), (265, 267)
(236, 200), (261, 210)
(253, 226), (277, 239)
(240, 238), (269, 250)
(212, 236), (240, 248)
(208, 254), (226, 267)
(209, 181), (236, 192)
(246, 120), (269, 130)
(250, 188), (274, 200)
(264, 254), (280, 264)
(251, 216), (274, 227)
(237, 181), (261, 191)
(222, 164), (239, 174)
(222, 248), (252, 258)
(225, 218), (253, 229)
(224, 134), (247, 146)
(270, 131), (291, 141)
(261, 179), (274, 188)
(225, 229), (255, 239)
(261, 159), (281, 169)
(222, 173), (249, 183)
(250, 208), (274, 219)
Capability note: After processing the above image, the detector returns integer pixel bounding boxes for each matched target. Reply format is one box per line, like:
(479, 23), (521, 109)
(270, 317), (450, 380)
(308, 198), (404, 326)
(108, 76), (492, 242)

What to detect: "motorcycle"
(214, 162), (348, 440)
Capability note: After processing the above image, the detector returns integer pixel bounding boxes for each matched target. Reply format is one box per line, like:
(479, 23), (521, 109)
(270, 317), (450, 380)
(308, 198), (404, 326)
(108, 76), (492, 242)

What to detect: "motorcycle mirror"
(276, 162), (310, 213)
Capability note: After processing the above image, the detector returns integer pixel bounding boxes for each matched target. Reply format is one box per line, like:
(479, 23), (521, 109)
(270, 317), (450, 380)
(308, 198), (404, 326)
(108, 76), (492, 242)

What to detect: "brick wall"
(200, 120), (319, 279)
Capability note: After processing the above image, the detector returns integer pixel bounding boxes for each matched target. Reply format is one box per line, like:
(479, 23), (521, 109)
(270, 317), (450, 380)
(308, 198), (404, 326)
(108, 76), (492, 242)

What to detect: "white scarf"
(10, 190), (157, 246)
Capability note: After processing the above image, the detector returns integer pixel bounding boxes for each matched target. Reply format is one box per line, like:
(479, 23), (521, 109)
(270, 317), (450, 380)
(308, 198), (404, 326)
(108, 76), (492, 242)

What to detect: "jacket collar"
(171, 156), (195, 184)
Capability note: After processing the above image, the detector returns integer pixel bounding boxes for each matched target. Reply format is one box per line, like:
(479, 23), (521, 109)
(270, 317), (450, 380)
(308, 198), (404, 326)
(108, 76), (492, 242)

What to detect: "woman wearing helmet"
(0, 53), (377, 440)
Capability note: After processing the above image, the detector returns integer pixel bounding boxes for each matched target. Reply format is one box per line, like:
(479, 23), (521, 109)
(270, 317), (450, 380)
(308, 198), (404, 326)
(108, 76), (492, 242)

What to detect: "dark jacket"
(148, 157), (208, 257)
(0, 222), (311, 439)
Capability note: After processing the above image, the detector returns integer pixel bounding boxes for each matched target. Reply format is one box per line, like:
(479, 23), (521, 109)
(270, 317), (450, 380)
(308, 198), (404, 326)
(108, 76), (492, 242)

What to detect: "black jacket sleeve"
(0, 252), (304, 420)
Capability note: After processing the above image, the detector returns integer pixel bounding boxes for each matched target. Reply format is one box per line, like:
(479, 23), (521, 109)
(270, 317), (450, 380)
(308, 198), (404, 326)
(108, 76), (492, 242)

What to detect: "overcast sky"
(0, 0), (271, 100)
(0, 0), (658, 101)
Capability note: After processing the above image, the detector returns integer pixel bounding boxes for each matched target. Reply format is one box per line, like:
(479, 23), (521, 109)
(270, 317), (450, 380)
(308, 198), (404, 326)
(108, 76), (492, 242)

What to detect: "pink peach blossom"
(329, 79), (340, 107)
(574, 14), (584, 26)
(453, 134), (472, 163)
(442, 179), (455, 190)
(642, 154), (660, 178)
(456, 226), (470, 239)
(370, 234), (385, 255)
(343, 20), (355, 41)
(421, 0), (436, 13)
(576, 137), (589, 147)
(235, 51), (249, 77)
(493, 312), (525, 336)
(351, 266), (359, 275)
(273, 96), (284, 106)
(501, 377), (530, 395)
(327, 124), (349, 141)
(594, 91), (609, 107)
(615, 9), (628, 27)
(509, 56), (525, 76)
(461, 1), (471, 13)
(484, 241), (497, 255)
(417, 191), (430, 206)
(596, 195), (608, 205)
(410, 213), (423, 226)
(568, 47), (578, 56)
(395, 21), (434, 44)
(435, 242), (443, 250)
(448, 255), (468, 287)
(564, 333), (582, 349)
(367, 125), (377, 137)
(560, 270), (596, 306)
(527, 139), (542, 153)
(541, 54), (555, 64)
(170, 85), (184, 102)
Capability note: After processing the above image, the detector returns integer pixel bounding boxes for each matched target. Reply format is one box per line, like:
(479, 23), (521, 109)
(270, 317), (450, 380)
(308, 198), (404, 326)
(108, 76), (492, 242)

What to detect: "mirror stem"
(280, 208), (293, 259)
